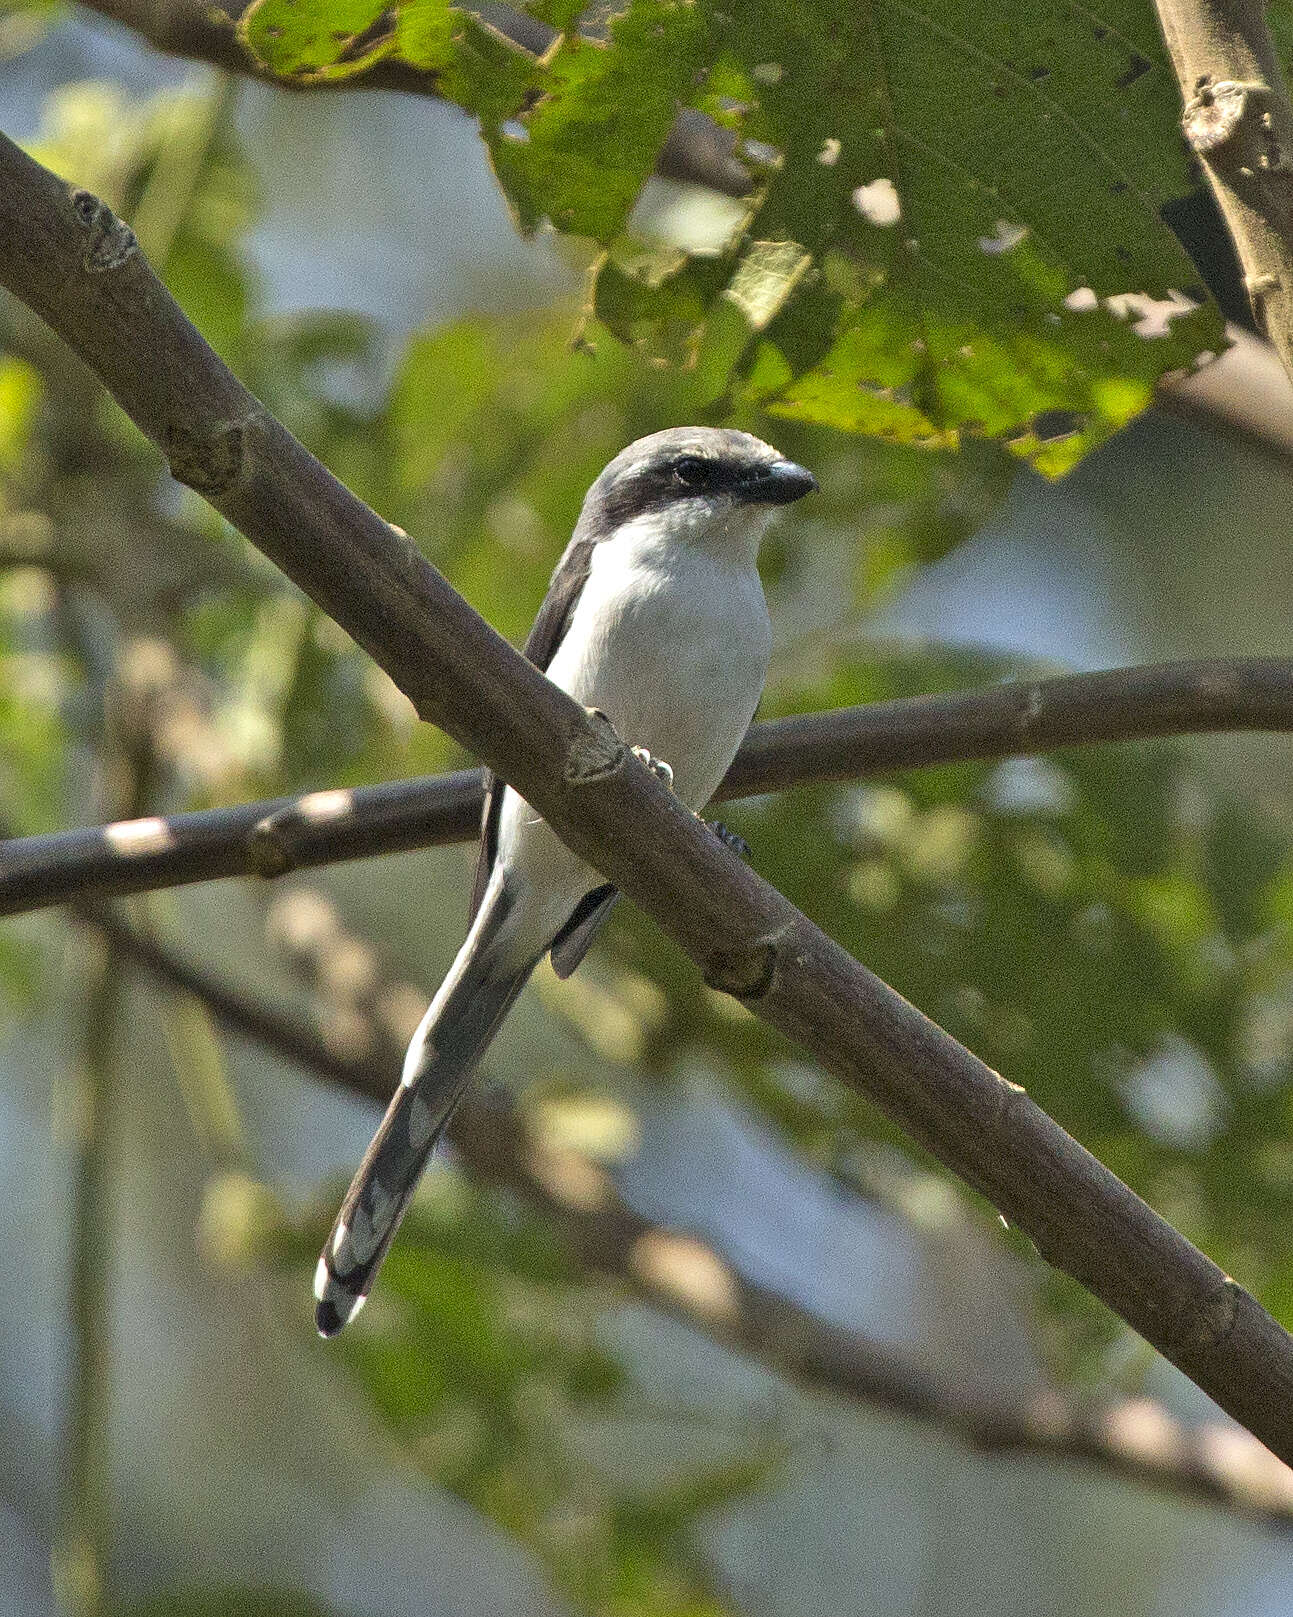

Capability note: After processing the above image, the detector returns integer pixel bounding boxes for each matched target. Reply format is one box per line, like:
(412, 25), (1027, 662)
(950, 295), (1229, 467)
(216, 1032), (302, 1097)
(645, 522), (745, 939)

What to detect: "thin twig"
(6, 655), (1293, 915)
(1155, 0), (1293, 383)
(5, 131), (1293, 1464)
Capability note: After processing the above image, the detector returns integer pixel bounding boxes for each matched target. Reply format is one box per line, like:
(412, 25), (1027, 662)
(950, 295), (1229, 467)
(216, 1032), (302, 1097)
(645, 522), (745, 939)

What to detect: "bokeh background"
(7, 10), (1293, 1615)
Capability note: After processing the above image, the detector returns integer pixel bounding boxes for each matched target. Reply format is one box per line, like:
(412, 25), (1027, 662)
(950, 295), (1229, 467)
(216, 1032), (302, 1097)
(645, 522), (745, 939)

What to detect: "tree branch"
(7, 655), (1293, 915)
(5, 130), (1293, 1466)
(1155, 0), (1293, 383)
(81, 896), (1293, 1528)
(77, 0), (544, 95)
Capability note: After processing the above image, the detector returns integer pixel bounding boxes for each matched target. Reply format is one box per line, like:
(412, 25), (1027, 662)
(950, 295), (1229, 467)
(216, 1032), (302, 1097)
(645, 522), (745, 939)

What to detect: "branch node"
(564, 707), (625, 785)
(704, 936), (780, 1000)
(247, 815), (293, 878)
(1015, 682), (1045, 735)
(68, 188), (138, 273)
(1187, 1276), (1242, 1351)
(163, 417), (249, 496)
(1182, 80), (1268, 153)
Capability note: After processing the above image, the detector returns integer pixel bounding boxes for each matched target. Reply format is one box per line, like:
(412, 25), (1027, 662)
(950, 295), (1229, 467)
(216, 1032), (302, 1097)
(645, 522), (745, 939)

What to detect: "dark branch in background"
(5, 133), (1293, 1467)
(76, 0), (543, 96)
(1155, 0), (1293, 385)
(80, 895), (1293, 1529)
(7, 655), (1293, 914)
(74, 0), (752, 196)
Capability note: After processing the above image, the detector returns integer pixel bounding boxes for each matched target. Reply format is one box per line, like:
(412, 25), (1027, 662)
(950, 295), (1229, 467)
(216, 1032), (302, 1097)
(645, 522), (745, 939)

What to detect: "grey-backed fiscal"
(314, 426), (817, 1335)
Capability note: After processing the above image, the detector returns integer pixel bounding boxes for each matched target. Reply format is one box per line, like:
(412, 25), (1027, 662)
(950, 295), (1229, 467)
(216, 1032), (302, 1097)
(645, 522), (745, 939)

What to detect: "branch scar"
(1182, 80), (1268, 154)
(69, 188), (139, 273)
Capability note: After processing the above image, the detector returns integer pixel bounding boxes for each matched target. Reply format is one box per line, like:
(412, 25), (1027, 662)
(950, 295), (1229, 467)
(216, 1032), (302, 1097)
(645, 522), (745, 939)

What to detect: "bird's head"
(575, 427), (817, 561)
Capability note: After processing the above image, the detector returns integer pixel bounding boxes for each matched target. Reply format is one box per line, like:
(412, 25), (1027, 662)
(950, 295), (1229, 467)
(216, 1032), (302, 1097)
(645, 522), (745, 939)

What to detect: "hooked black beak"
(740, 459), (819, 505)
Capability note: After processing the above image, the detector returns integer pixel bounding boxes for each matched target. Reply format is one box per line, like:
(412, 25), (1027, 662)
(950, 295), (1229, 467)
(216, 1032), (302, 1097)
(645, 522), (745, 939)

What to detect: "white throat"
(606, 498), (775, 575)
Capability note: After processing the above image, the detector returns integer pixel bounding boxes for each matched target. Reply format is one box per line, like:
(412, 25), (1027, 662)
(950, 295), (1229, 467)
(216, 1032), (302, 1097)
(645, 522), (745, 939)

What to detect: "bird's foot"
(707, 820), (751, 861)
(632, 746), (674, 790)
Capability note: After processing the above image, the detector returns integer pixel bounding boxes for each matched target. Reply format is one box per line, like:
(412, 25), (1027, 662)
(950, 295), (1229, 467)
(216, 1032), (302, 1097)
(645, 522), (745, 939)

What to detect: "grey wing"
(469, 534), (598, 920)
(549, 884), (619, 978)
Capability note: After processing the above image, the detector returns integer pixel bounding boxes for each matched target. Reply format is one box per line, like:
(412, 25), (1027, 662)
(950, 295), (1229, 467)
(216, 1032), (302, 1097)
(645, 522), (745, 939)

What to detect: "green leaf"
(402, 10), (538, 133)
(488, 0), (711, 238)
(238, 0), (1223, 469)
(241, 0), (540, 111)
(608, 0), (1222, 471)
(239, 0), (400, 81)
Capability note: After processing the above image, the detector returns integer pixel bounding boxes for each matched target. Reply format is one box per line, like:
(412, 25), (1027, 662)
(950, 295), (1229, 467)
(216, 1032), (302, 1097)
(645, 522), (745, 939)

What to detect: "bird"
(314, 426), (817, 1335)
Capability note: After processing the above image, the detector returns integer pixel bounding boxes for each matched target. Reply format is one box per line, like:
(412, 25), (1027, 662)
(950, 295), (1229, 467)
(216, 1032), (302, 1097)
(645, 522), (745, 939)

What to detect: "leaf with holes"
(594, 0), (1225, 472)
(489, 0), (712, 238)
(240, 0), (1226, 471)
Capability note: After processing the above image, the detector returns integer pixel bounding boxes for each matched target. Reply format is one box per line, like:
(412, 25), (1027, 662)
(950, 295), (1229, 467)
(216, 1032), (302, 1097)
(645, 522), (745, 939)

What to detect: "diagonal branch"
(5, 655), (1293, 915)
(84, 896), (1293, 1528)
(5, 128), (1293, 1463)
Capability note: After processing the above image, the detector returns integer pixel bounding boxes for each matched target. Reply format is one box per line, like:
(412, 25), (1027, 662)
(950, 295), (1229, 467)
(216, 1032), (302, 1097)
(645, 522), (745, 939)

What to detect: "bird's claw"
(707, 820), (751, 861)
(632, 746), (674, 789)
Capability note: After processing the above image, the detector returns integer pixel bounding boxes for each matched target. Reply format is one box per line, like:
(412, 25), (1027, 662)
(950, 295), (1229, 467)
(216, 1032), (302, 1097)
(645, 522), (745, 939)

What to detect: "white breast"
(547, 522), (772, 807)
(493, 519), (772, 940)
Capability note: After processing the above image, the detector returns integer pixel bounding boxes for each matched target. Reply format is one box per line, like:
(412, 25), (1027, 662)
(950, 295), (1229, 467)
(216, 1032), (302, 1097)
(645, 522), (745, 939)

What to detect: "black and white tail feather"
(314, 879), (533, 1335)
(314, 426), (816, 1336)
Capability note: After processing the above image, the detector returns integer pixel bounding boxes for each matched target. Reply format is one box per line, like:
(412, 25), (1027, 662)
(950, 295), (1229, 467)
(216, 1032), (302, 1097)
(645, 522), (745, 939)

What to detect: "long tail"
(314, 886), (533, 1336)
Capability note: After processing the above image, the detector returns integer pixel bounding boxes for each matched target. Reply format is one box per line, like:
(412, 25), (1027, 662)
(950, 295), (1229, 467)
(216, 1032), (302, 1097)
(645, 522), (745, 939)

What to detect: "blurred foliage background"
(7, 3), (1293, 1615)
